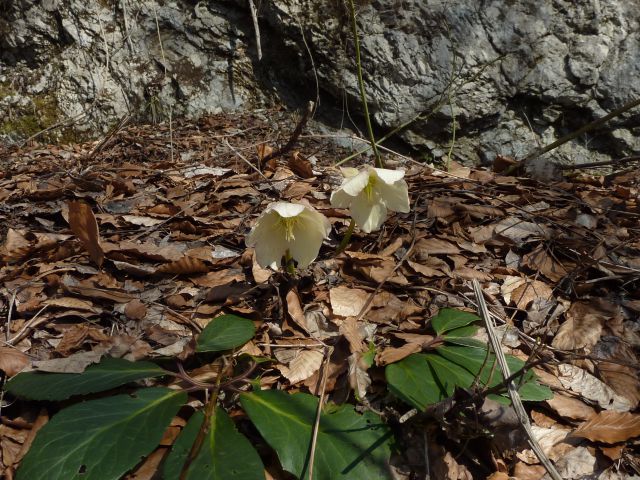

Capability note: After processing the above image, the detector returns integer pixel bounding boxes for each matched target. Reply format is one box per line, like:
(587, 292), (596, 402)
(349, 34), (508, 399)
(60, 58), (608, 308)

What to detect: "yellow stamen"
(278, 216), (298, 241)
(363, 175), (377, 201)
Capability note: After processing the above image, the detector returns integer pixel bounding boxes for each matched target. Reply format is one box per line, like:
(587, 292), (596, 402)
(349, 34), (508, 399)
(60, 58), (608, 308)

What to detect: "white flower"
(246, 201), (331, 269)
(330, 166), (410, 233)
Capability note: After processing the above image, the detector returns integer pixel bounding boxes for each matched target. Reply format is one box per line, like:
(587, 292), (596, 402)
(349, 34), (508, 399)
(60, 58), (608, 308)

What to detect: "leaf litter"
(1, 110), (639, 478)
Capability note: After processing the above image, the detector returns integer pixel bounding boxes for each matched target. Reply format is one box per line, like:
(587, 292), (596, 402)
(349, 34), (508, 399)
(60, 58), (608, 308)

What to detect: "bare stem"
(336, 218), (356, 254)
(347, 0), (383, 168)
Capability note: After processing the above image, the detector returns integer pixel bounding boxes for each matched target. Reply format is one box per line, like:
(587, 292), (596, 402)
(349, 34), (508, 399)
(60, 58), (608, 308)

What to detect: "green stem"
(284, 250), (296, 275)
(336, 218), (356, 254)
(347, 0), (383, 169)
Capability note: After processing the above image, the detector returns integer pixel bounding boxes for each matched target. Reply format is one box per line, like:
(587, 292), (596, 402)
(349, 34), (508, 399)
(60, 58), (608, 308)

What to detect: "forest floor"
(1, 109), (639, 479)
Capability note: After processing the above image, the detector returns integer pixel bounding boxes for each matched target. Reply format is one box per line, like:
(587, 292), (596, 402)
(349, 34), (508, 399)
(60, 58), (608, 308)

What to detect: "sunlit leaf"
(431, 309), (480, 335)
(17, 388), (186, 480)
(164, 409), (264, 479)
(241, 390), (393, 479)
(5, 357), (167, 401)
(196, 314), (255, 352)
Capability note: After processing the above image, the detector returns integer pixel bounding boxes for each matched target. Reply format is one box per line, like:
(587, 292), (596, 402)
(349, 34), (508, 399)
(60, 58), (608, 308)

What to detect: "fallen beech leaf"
(493, 218), (548, 243)
(347, 352), (371, 399)
(286, 289), (308, 333)
(68, 200), (104, 267)
(330, 286), (368, 317)
(0, 347), (30, 376)
(522, 245), (568, 282)
(277, 349), (324, 384)
(288, 151), (314, 178)
(571, 411), (640, 444)
(155, 256), (209, 275)
(546, 394), (596, 421)
(124, 299), (147, 321)
(511, 279), (553, 310)
(552, 313), (603, 351)
(557, 364), (631, 412)
(32, 349), (104, 373)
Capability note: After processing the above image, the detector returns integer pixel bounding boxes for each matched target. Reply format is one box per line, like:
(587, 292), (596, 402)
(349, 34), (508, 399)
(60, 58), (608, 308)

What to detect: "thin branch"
(472, 279), (562, 480)
(261, 101), (315, 162)
(248, 0), (262, 61)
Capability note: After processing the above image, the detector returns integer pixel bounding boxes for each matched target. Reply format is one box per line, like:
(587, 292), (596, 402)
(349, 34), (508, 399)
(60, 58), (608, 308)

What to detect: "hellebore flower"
(246, 201), (331, 269)
(330, 166), (410, 233)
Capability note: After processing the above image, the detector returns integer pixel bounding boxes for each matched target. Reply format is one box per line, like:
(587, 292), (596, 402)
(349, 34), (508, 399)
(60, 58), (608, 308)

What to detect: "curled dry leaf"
(570, 411), (640, 444)
(277, 349), (324, 385)
(155, 256), (209, 275)
(124, 299), (147, 321)
(0, 347), (30, 376)
(68, 200), (104, 267)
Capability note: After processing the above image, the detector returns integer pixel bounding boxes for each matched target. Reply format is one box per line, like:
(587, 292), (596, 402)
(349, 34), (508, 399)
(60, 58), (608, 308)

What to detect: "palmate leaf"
(386, 346), (552, 410)
(197, 314), (256, 352)
(5, 357), (167, 401)
(430, 308), (480, 335)
(164, 409), (264, 480)
(17, 388), (186, 480)
(241, 390), (393, 480)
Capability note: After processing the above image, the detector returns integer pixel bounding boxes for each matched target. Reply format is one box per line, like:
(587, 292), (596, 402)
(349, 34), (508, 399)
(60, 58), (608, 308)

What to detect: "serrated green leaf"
(5, 357), (167, 401)
(164, 409), (264, 480)
(431, 309), (479, 335)
(197, 314), (255, 352)
(17, 388), (186, 480)
(241, 390), (393, 480)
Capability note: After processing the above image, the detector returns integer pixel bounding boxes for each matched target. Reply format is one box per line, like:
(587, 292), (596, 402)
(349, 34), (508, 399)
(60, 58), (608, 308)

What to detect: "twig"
(248, 0), (262, 61)
(153, 5), (174, 163)
(223, 138), (268, 179)
(307, 344), (333, 480)
(178, 358), (232, 480)
(261, 101), (315, 162)
(347, 0), (382, 168)
(507, 97), (640, 174)
(472, 280), (562, 480)
(559, 154), (640, 170)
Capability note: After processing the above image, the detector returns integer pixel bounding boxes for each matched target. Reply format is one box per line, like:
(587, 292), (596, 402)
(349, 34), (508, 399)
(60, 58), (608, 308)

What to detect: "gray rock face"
(1, 0), (638, 166)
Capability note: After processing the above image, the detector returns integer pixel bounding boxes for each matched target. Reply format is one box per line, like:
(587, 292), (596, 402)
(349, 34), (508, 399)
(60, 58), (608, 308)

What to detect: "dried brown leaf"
(0, 347), (29, 376)
(68, 200), (104, 267)
(571, 411), (640, 444)
(124, 299), (147, 321)
(155, 256), (209, 275)
(522, 245), (568, 282)
(330, 286), (368, 317)
(287, 151), (314, 178)
(278, 349), (324, 384)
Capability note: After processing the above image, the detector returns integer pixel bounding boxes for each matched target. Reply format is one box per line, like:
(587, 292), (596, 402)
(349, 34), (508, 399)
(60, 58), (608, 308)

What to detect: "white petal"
(339, 168), (371, 196)
(330, 188), (355, 208)
(349, 194), (388, 233)
(339, 167), (360, 178)
(372, 167), (405, 184)
(246, 211), (289, 268)
(376, 178), (410, 213)
(289, 222), (324, 267)
(269, 201), (306, 218)
(299, 207), (332, 238)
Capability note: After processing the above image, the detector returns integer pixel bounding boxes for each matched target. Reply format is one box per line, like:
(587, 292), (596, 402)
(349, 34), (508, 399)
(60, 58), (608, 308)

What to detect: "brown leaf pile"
(1, 111), (639, 479)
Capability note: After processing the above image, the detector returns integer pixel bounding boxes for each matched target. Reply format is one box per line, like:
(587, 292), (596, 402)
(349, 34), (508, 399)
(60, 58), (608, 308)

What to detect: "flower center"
(363, 175), (377, 201)
(278, 216), (298, 241)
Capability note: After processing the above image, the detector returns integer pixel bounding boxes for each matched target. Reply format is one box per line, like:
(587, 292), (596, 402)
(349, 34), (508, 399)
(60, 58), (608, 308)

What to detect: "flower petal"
(339, 167), (360, 178)
(376, 178), (410, 213)
(288, 207), (331, 267)
(339, 168), (371, 197)
(269, 201), (306, 218)
(246, 210), (289, 269)
(349, 194), (388, 233)
(372, 167), (405, 184)
(330, 188), (355, 208)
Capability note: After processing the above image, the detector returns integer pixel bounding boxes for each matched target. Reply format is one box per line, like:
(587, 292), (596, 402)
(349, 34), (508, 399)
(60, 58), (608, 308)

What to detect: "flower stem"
(284, 250), (296, 275)
(336, 218), (356, 254)
(347, 0), (383, 169)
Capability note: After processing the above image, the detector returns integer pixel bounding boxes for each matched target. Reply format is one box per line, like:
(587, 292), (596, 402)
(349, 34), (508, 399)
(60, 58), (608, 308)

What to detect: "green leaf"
(17, 388), (186, 480)
(385, 354), (441, 409)
(241, 390), (393, 480)
(430, 309), (479, 335)
(386, 353), (476, 410)
(386, 345), (552, 410)
(5, 357), (167, 401)
(164, 409), (264, 480)
(197, 314), (255, 352)
(442, 325), (478, 338)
